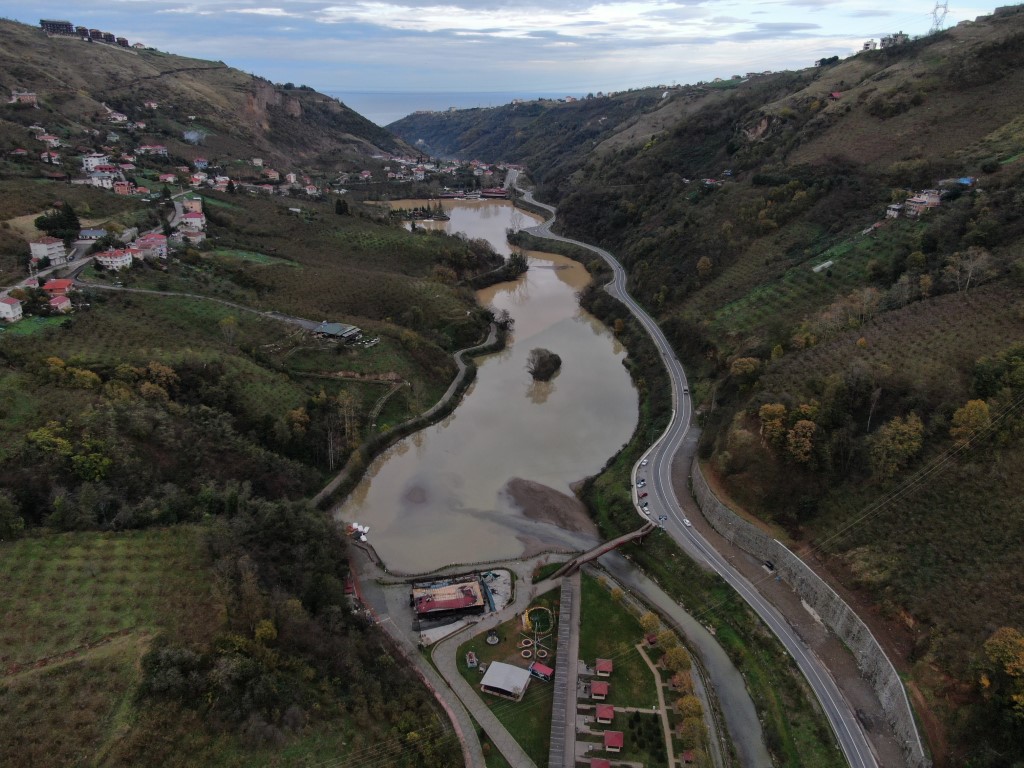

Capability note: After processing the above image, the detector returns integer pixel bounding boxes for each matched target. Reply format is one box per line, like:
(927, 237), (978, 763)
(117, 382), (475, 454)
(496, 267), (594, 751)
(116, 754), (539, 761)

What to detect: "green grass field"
(455, 588), (560, 765)
(579, 574), (659, 709)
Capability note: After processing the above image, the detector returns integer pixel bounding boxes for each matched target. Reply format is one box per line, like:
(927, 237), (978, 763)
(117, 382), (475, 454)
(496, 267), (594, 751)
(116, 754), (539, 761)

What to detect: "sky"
(5, 1), (1001, 96)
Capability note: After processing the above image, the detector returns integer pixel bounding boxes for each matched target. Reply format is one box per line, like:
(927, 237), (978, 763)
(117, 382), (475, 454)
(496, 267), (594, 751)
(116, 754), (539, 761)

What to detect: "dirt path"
(3, 629), (149, 683)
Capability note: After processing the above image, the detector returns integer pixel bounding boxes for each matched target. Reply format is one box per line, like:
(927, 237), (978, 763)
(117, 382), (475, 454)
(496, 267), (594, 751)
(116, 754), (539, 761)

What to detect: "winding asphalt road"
(515, 177), (880, 768)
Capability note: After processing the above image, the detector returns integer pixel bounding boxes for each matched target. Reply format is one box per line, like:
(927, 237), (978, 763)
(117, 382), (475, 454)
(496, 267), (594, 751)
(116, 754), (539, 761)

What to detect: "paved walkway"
(548, 573), (580, 768)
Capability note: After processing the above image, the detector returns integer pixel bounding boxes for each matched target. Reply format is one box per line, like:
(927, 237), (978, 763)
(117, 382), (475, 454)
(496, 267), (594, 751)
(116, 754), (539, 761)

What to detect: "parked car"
(638, 491), (648, 499)
(640, 458), (649, 466)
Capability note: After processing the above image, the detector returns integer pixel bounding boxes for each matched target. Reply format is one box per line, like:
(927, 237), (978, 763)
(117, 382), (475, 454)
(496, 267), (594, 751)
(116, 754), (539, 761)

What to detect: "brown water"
(336, 200), (638, 573)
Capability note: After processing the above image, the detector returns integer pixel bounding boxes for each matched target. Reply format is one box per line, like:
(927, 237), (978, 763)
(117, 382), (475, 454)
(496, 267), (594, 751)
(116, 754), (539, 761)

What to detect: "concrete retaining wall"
(691, 460), (930, 768)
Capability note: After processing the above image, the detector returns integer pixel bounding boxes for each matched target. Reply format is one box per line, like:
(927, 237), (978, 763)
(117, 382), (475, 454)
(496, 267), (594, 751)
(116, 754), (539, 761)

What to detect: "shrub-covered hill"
(0, 18), (409, 170)
(392, 6), (1024, 764)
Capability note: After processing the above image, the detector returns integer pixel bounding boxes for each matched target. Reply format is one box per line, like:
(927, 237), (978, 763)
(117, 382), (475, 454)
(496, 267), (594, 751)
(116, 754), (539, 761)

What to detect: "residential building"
(82, 153), (110, 171)
(40, 19), (74, 35)
(38, 135), (61, 148)
(589, 760), (612, 768)
(40, 151), (61, 164)
(263, 168), (280, 181)
(0, 296), (23, 322)
(886, 203), (904, 219)
(905, 190), (942, 217)
(285, 172), (298, 184)
(116, 37), (129, 48)
(158, 173), (177, 183)
(595, 704), (614, 725)
(135, 233), (168, 259)
(193, 157), (208, 169)
(591, 681), (610, 700)
(144, 101), (159, 110)
(880, 31), (910, 48)
(43, 278), (74, 295)
(95, 248), (134, 271)
(48, 295), (72, 313)
(603, 731), (624, 753)
(90, 173), (115, 190)
(30, 236), (67, 266)
(595, 658), (614, 677)
(108, 111), (128, 123)
(75, 26), (88, 37)
(113, 180), (135, 195)
(10, 90), (38, 106)
(181, 211), (206, 230)
(863, 39), (878, 50)
(102, 32), (116, 44)
(251, 157), (263, 167)
(137, 144), (168, 156)
(79, 228), (107, 240)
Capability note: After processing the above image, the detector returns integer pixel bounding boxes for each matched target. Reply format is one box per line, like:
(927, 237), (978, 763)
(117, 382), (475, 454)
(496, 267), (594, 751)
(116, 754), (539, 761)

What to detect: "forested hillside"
(400, 6), (1024, 764)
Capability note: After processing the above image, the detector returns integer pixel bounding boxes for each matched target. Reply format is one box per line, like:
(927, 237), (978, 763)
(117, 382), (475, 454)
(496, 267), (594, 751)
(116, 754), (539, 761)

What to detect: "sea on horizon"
(326, 90), (585, 128)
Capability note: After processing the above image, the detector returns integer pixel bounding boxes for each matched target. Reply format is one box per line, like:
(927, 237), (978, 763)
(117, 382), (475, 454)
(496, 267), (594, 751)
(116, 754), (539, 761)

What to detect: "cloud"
(227, 7), (301, 16)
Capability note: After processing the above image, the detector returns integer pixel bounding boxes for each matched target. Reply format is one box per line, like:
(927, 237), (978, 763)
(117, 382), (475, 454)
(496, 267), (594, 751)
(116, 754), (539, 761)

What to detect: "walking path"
(548, 573), (580, 768)
(636, 643), (676, 767)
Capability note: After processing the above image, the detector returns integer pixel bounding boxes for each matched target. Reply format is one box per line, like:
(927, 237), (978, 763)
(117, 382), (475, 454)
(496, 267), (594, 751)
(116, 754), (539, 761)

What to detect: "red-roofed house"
(43, 278), (74, 296)
(681, 749), (696, 764)
(596, 658), (614, 677)
(590, 759), (612, 768)
(136, 233), (168, 259)
(40, 151), (61, 164)
(95, 248), (133, 271)
(113, 180), (135, 195)
(158, 173), (177, 183)
(595, 704), (615, 724)
(603, 730), (624, 753)
(181, 211), (206, 230)
(263, 168), (280, 181)
(0, 296), (23, 322)
(591, 681), (610, 700)
(48, 295), (72, 313)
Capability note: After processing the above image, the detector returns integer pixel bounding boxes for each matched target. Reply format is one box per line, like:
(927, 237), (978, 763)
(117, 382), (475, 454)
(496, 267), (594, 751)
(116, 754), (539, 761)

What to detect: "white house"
(0, 296), (23, 322)
(181, 211), (206, 230)
(95, 248), (134, 271)
(90, 173), (115, 190)
(82, 153), (110, 171)
(30, 236), (67, 266)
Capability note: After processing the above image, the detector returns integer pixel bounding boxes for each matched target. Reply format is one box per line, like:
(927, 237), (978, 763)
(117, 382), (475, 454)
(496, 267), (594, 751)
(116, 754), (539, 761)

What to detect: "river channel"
(336, 200), (638, 573)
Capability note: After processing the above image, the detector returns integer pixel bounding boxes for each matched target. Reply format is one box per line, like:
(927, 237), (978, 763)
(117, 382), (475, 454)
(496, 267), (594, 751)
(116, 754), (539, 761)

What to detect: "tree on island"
(527, 348), (561, 381)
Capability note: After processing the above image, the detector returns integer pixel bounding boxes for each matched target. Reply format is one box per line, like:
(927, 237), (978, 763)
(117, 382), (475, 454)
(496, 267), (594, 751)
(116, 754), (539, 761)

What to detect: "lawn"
(209, 248), (298, 267)
(579, 573), (659, 709)
(455, 587), (560, 765)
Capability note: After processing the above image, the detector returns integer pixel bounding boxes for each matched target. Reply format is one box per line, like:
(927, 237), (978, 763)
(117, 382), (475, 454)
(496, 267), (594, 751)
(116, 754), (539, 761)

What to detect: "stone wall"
(691, 460), (930, 768)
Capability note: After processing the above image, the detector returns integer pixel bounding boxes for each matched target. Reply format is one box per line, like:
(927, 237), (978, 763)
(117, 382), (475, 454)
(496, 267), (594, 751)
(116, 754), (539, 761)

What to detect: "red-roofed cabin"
(595, 704), (614, 724)
(682, 749), (696, 764)
(646, 633), (658, 646)
(596, 658), (614, 677)
(48, 295), (72, 313)
(43, 278), (74, 296)
(829, 91), (843, 100)
(590, 759), (612, 768)
(603, 730), (624, 753)
(591, 680), (610, 700)
(529, 661), (554, 681)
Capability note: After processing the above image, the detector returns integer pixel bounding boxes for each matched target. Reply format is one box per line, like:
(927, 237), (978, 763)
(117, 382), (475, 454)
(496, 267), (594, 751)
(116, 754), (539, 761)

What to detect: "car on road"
(682, 518), (692, 527)
(640, 458), (648, 466)
(636, 479), (646, 488)
(683, 387), (689, 394)
(642, 507), (650, 516)
(638, 491), (648, 499)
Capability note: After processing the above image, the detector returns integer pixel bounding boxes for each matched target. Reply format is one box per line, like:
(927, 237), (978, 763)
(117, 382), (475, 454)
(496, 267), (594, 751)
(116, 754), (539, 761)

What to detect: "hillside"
(0, 19), (409, 169)
(399, 6), (1024, 765)
(0, 18), (502, 768)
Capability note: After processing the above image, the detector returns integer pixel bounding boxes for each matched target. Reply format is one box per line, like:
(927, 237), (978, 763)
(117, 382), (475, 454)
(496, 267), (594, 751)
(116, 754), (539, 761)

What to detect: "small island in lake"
(527, 348), (561, 381)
